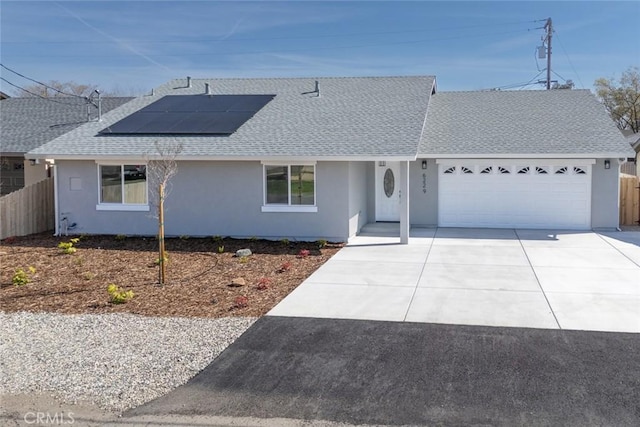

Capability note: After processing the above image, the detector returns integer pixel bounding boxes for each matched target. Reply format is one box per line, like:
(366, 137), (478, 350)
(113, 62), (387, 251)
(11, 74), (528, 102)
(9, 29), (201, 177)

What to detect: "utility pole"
(544, 18), (552, 90)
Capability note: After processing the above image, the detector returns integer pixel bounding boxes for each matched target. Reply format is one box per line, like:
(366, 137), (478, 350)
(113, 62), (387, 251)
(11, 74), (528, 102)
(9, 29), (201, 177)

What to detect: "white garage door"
(438, 160), (593, 229)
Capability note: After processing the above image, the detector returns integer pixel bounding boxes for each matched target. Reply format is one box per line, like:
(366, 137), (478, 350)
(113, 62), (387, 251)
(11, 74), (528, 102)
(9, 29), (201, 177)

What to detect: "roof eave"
(26, 154), (418, 162)
(417, 152), (636, 159)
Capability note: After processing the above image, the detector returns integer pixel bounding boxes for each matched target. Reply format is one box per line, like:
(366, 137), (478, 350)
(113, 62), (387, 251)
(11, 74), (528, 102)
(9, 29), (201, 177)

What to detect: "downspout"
(53, 163), (60, 236)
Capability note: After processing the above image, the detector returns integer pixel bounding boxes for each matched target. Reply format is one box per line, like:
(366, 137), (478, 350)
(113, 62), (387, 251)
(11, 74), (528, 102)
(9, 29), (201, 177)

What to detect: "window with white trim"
(264, 164), (315, 209)
(98, 164), (148, 206)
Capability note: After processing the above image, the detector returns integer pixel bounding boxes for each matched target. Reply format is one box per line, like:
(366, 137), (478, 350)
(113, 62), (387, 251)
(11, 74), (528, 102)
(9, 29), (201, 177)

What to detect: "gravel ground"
(0, 311), (256, 413)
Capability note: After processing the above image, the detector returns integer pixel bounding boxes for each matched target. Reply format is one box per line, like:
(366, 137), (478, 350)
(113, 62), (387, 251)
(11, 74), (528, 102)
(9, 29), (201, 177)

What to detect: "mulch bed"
(0, 233), (342, 318)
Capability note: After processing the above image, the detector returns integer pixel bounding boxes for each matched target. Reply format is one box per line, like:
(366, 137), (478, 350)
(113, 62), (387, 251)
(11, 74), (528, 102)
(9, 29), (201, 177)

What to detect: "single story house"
(621, 132), (640, 176)
(0, 96), (132, 194)
(26, 76), (634, 242)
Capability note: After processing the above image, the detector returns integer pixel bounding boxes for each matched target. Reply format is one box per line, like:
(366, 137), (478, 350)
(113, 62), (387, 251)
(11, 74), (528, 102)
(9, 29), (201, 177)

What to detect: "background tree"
(13, 80), (141, 98)
(16, 80), (99, 98)
(146, 140), (183, 285)
(595, 67), (640, 133)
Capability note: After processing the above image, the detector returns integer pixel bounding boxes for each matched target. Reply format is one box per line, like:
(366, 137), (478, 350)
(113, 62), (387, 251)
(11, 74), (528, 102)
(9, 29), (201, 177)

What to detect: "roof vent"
(187, 76), (192, 88)
(205, 82), (211, 95)
(302, 80), (321, 97)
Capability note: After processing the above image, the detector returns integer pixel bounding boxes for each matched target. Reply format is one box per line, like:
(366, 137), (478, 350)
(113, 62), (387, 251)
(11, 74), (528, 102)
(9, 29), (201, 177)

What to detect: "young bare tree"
(595, 67), (640, 133)
(146, 140), (183, 285)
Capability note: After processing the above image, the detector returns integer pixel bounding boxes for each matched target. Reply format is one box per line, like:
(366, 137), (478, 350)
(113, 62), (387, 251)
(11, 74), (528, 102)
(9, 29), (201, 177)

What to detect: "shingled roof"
(25, 78), (633, 161)
(27, 76), (436, 160)
(419, 90), (634, 158)
(1, 96), (133, 156)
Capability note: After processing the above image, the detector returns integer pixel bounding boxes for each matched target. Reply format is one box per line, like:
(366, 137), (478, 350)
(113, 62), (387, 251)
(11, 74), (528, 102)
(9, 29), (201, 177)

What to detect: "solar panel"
(100, 94), (275, 135)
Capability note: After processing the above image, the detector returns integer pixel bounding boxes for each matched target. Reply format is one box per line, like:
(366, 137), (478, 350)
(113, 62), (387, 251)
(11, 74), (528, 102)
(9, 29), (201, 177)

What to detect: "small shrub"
(249, 236), (258, 242)
(58, 238), (79, 255)
(217, 245), (225, 254)
(317, 239), (328, 249)
(278, 261), (292, 273)
(107, 284), (134, 304)
(234, 295), (248, 309)
(180, 235), (190, 240)
(3, 236), (17, 244)
(239, 256), (249, 264)
(280, 238), (290, 246)
(82, 272), (95, 281)
(256, 277), (271, 290)
(298, 249), (310, 258)
(154, 253), (169, 265)
(13, 266), (36, 286)
(115, 234), (127, 241)
(212, 235), (224, 243)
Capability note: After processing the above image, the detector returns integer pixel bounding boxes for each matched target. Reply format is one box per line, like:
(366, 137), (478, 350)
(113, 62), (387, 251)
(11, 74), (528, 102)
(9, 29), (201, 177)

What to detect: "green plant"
(12, 266), (36, 286)
(107, 284), (134, 304)
(180, 235), (190, 240)
(239, 256), (248, 264)
(82, 272), (95, 281)
(280, 238), (290, 246)
(217, 245), (225, 254)
(249, 236), (258, 242)
(154, 254), (169, 265)
(115, 234), (127, 241)
(212, 235), (224, 243)
(57, 238), (79, 255)
(317, 239), (328, 249)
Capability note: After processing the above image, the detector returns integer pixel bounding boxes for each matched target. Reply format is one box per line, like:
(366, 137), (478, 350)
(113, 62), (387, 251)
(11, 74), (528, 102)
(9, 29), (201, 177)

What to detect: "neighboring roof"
(1, 96), (133, 156)
(419, 90), (635, 158)
(626, 133), (640, 153)
(28, 76), (436, 160)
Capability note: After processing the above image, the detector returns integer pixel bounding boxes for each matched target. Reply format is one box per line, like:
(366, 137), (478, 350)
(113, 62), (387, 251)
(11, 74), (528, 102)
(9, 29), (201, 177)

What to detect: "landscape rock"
(229, 277), (246, 287)
(235, 248), (252, 257)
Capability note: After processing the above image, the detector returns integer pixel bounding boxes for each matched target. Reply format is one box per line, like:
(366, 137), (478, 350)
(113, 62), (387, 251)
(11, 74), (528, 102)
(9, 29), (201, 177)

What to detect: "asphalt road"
(127, 316), (640, 426)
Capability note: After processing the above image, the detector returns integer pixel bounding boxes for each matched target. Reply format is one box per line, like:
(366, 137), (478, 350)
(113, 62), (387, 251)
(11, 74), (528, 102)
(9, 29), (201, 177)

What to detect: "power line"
(481, 70), (547, 91)
(0, 63), (87, 99)
(553, 30), (585, 89)
(0, 77), (83, 107)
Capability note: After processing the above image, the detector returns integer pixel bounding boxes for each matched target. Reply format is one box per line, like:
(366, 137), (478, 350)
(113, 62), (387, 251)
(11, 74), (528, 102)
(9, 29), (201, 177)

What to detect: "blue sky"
(1, 1), (638, 96)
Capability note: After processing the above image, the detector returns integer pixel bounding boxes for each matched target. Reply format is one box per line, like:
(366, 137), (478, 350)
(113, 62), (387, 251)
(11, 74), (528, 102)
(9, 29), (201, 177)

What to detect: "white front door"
(375, 161), (401, 221)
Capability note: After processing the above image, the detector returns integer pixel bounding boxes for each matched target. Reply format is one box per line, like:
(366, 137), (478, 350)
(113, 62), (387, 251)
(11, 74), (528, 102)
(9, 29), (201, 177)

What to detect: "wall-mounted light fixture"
(604, 159), (610, 169)
(378, 161), (386, 167)
(421, 160), (427, 170)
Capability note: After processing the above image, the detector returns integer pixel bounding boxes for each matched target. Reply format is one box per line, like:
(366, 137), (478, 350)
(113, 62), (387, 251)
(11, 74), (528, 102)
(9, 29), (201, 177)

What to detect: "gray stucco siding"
(56, 160), (351, 241)
(347, 161), (369, 237)
(409, 159), (438, 227)
(591, 158), (621, 229)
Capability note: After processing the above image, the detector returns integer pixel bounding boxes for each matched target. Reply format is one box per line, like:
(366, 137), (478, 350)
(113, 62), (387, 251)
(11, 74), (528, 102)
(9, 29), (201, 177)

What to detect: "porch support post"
(399, 160), (410, 244)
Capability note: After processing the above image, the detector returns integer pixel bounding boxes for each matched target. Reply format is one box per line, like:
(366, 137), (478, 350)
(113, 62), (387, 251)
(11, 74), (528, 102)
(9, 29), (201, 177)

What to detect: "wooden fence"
(0, 177), (55, 239)
(620, 174), (640, 226)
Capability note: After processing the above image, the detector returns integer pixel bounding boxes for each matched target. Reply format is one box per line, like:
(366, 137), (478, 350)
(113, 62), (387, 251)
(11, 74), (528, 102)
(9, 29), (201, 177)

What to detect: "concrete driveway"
(269, 227), (640, 333)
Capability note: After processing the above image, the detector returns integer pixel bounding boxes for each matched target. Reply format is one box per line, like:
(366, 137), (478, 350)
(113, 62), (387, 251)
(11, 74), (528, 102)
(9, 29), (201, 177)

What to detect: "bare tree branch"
(595, 66), (640, 133)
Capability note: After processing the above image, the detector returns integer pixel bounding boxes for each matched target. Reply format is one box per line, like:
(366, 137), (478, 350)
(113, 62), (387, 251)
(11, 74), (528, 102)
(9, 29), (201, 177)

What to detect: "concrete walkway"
(269, 227), (640, 333)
